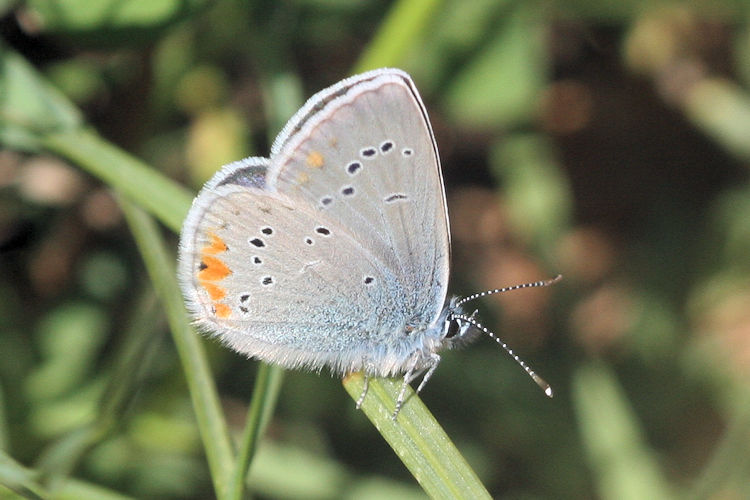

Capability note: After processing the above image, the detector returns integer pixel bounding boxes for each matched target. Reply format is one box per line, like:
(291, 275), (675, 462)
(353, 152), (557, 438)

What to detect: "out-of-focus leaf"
(185, 108), (249, 187)
(25, 0), (211, 44)
(0, 450), (48, 499)
(0, 0), (16, 17)
(0, 47), (82, 151)
(45, 60), (108, 106)
(247, 440), (424, 500)
(684, 78), (750, 161)
(573, 362), (676, 500)
(443, 4), (545, 129)
(354, 0), (441, 72)
(25, 302), (109, 402)
(0, 449), (136, 499)
(490, 134), (572, 252)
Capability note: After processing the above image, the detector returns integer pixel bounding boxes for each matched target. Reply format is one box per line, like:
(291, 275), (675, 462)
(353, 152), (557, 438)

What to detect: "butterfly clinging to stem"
(178, 68), (560, 419)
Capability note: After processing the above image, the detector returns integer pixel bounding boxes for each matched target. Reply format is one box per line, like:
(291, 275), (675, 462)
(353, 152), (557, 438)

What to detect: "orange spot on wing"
(214, 303), (231, 318)
(199, 256), (232, 281)
(201, 282), (226, 300)
(296, 172), (309, 185)
(203, 233), (228, 254)
(306, 151), (324, 168)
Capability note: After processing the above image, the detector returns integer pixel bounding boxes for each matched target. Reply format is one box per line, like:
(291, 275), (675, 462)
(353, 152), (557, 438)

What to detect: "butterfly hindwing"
(179, 167), (419, 374)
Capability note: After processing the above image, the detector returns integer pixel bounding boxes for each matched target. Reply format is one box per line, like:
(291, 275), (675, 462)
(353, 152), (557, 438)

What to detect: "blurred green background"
(2, 0), (750, 498)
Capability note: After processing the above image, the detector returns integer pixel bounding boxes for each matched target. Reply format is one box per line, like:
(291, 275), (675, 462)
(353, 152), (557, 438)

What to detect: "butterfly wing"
(268, 69), (450, 333)
(179, 159), (421, 374)
(178, 69), (451, 376)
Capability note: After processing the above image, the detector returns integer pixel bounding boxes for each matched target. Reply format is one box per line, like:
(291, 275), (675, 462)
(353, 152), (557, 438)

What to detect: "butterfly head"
(438, 298), (481, 350)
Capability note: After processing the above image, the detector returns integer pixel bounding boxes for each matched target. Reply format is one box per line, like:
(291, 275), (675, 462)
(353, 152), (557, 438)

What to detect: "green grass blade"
(343, 374), (491, 500)
(0, 450), (45, 499)
(0, 45), (82, 150)
(118, 197), (234, 499)
(227, 363), (285, 500)
(97, 290), (165, 427)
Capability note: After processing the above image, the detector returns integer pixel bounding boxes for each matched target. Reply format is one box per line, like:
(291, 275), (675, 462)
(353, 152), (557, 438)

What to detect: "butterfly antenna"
(452, 274), (561, 397)
(451, 313), (553, 397)
(456, 274), (562, 308)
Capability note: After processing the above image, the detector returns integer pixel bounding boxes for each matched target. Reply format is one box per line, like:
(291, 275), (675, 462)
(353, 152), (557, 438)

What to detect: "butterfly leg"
(356, 359), (377, 409)
(415, 353), (441, 394)
(393, 354), (430, 420)
(356, 374), (370, 409)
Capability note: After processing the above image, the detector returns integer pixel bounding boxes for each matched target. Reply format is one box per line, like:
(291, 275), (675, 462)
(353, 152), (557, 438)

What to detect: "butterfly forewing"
(268, 70), (450, 333)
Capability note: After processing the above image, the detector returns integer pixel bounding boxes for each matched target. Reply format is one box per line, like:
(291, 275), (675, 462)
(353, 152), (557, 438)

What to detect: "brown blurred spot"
(81, 189), (122, 230)
(449, 187), (510, 245)
(28, 217), (85, 296)
(571, 283), (635, 355)
(15, 6), (44, 34)
(694, 290), (750, 377)
(18, 156), (86, 206)
(449, 187), (557, 345)
(624, 6), (698, 77)
(474, 249), (554, 347)
(557, 226), (617, 284)
(0, 151), (22, 188)
(539, 80), (594, 135)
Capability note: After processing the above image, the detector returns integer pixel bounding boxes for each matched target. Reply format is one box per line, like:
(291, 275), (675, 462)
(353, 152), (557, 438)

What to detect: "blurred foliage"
(1, 0), (750, 498)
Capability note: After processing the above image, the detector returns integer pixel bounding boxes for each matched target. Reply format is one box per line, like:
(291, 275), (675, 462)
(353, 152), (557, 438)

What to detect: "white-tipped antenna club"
(453, 274), (562, 398)
(452, 313), (554, 397)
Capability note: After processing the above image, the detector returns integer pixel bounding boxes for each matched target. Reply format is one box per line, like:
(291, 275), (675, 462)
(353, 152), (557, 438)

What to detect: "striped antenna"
(452, 274), (562, 397)
(451, 313), (553, 397)
(456, 274), (562, 308)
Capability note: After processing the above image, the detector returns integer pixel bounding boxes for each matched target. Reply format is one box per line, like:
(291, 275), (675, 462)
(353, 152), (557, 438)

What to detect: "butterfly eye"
(444, 319), (461, 339)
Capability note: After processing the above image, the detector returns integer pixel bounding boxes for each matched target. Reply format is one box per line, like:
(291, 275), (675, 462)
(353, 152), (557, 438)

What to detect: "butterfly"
(178, 68), (557, 419)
